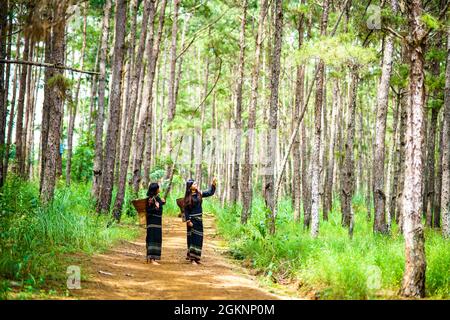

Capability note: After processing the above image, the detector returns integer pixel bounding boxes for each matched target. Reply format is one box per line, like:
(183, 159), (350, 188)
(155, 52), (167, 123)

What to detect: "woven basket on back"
(132, 198), (147, 226)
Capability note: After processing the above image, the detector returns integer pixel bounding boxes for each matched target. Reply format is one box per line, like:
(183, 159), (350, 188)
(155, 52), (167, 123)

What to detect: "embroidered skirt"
(146, 213), (162, 260)
(188, 215), (203, 261)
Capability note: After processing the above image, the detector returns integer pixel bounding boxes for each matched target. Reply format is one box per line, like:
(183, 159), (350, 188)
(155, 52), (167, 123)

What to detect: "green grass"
(0, 176), (140, 299)
(213, 193), (450, 300)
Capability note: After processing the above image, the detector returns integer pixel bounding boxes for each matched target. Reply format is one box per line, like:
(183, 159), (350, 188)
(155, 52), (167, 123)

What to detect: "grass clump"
(0, 177), (139, 299)
(214, 193), (450, 299)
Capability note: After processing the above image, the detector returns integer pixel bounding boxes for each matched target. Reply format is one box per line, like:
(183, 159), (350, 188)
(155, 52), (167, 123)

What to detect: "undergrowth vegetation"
(212, 193), (450, 299)
(0, 177), (139, 299)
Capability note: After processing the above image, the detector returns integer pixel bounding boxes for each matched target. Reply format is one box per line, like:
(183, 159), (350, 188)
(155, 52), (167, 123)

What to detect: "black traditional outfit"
(185, 182), (216, 261)
(146, 185), (165, 260)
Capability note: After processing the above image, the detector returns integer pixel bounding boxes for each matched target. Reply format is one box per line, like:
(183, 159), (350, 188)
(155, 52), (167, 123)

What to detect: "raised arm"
(201, 183), (216, 198)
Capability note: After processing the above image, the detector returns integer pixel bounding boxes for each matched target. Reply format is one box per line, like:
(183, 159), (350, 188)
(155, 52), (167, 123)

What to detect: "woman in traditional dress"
(146, 182), (165, 265)
(184, 178), (217, 265)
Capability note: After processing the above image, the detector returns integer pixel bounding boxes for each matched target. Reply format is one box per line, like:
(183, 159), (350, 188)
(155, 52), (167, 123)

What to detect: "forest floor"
(64, 215), (300, 300)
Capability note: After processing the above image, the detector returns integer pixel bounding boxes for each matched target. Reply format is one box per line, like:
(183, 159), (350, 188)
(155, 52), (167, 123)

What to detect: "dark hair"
(184, 179), (201, 209)
(147, 182), (159, 198)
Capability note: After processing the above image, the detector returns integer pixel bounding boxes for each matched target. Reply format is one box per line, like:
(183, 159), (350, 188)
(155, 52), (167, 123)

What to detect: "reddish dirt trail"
(70, 215), (299, 300)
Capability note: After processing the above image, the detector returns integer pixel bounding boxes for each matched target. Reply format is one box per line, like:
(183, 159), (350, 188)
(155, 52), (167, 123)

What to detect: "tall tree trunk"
(292, 6), (305, 222)
(386, 93), (400, 228)
(264, 0), (283, 235)
(195, 54), (209, 188)
(396, 88), (408, 229)
(97, 0), (128, 213)
(166, 0), (180, 150)
(434, 121), (443, 228)
(302, 118), (312, 228)
(425, 107), (438, 227)
(131, 0), (167, 192)
(310, 0), (329, 238)
(373, 0), (397, 234)
(341, 69), (358, 237)
(441, 26), (450, 237)
(4, 39), (19, 181)
(66, 3), (87, 185)
(112, 0), (155, 220)
(40, 3), (67, 203)
(400, 0), (427, 298)
(230, 0), (247, 204)
(0, 0), (8, 186)
(92, 0), (112, 199)
(15, 33), (30, 177)
(323, 81), (340, 219)
(240, 0), (268, 224)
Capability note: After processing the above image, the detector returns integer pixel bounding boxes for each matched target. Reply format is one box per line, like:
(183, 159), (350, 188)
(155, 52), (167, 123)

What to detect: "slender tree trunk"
(15, 33), (30, 177)
(292, 7), (305, 222)
(112, 0), (155, 220)
(97, 0), (128, 213)
(434, 121), (443, 228)
(323, 81), (340, 219)
(40, 3), (67, 203)
(441, 27), (450, 237)
(386, 94), (400, 229)
(131, 0), (167, 192)
(400, 0), (427, 297)
(264, 0), (283, 235)
(66, 4), (87, 185)
(4, 44), (18, 181)
(166, 0), (180, 148)
(230, 0), (247, 204)
(302, 118), (312, 228)
(310, 0), (329, 238)
(195, 55), (209, 188)
(373, 0), (397, 233)
(341, 69), (358, 238)
(425, 107), (438, 227)
(92, 0), (112, 199)
(241, 0), (268, 224)
(0, 1), (8, 186)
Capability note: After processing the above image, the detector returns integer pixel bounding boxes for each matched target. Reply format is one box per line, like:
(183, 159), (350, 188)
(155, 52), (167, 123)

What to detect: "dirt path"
(70, 215), (299, 300)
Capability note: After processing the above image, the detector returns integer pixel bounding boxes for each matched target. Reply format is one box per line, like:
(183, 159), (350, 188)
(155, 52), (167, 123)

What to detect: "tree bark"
(425, 107), (438, 227)
(230, 0), (247, 204)
(112, 0), (156, 220)
(166, 0), (180, 142)
(131, 0), (167, 192)
(341, 69), (358, 238)
(292, 7), (305, 222)
(0, 0), (7, 186)
(400, 0), (427, 298)
(310, 0), (329, 238)
(15, 33), (30, 177)
(92, 0), (112, 199)
(323, 81), (340, 219)
(373, 0), (397, 234)
(40, 3), (67, 203)
(441, 26), (450, 237)
(97, 0), (128, 213)
(66, 3), (87, 185)
(264, 0), (283, 235)
(240, 0), (268, 224)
